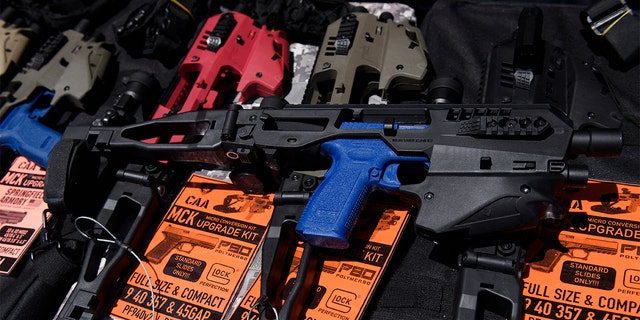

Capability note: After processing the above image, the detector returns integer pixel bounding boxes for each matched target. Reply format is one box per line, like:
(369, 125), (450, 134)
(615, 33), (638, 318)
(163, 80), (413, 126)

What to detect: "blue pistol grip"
(0, 91), (61, 168)
(296, 138), (429, 249)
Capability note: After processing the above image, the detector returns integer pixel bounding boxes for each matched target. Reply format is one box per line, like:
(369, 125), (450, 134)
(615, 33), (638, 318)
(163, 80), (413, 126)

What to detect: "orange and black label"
(0, 157), (49, 275)
(524, 180), (640, 320)
(228, 202), (410, 320)
(523, 295), (640, 320)
(110, 174), (274, 319)
(559, 261), (616, 290)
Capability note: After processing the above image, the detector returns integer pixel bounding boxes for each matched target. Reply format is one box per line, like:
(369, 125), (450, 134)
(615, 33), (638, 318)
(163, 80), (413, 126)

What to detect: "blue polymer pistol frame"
(0, 19), (113, 168)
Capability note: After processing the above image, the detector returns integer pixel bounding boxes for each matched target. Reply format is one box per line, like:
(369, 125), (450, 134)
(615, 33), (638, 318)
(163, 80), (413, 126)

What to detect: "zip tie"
(74, 216), (156, 319)
(247, 297), (279, 320)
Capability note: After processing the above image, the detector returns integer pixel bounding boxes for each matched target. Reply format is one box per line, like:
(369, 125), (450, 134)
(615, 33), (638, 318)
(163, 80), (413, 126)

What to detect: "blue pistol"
(296, 122), (429, 249)
(0, 91), (60, 167)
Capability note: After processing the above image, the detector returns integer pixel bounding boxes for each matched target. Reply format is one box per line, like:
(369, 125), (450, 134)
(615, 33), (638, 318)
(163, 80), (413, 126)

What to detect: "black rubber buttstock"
(44, 139), (98, 215)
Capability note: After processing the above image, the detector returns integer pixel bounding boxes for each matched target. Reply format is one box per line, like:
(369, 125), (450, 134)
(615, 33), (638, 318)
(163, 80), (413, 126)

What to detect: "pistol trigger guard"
(570, 249), (589, 260)
(379, 163), (402, 190)
(379, 161), (430, 192)
(178, 242), (194, 253)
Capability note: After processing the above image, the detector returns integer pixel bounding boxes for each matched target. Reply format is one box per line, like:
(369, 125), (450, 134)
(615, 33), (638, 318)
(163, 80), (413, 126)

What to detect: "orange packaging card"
(228, 201), (410, 320)
(110, 174), (274, 320)
(226, 272), (262, 320)
(523, 180), (640, 320)
(0, 156), (49, 275)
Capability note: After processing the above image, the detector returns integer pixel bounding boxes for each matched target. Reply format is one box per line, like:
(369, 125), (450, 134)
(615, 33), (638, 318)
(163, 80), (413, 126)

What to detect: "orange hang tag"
(110, 173), (274, 319)
(523, 180), (640, 320)
(0, 156), (50, 275)
(228, 200), (411, 320)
